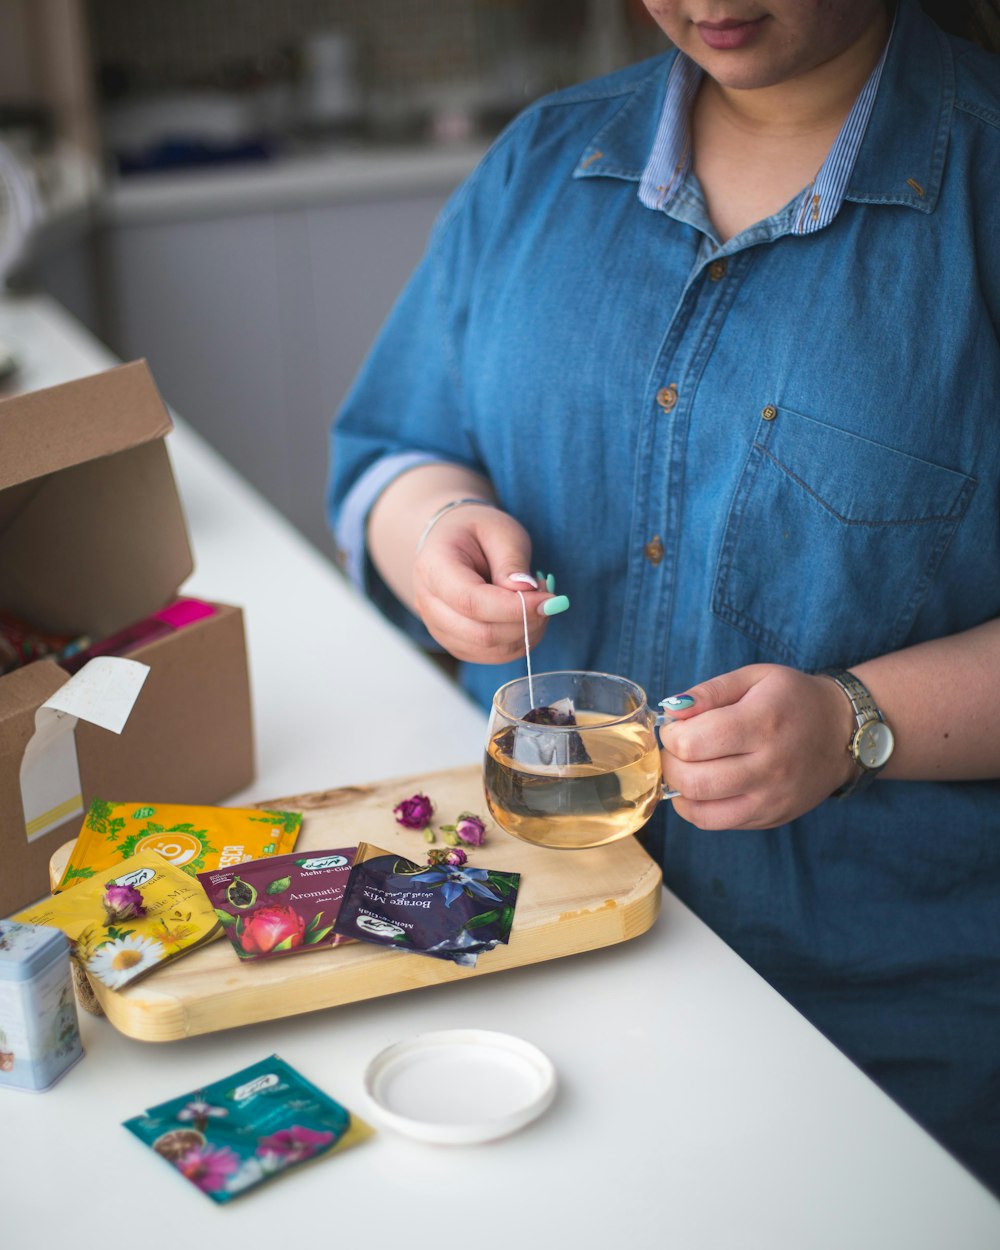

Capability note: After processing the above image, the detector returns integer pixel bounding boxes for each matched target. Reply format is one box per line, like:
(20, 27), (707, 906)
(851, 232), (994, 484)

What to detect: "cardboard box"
(0, 361), (255, 916)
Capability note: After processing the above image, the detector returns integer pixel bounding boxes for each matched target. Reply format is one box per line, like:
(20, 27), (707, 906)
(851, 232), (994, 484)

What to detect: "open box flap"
(0, 362), (194, 636)
(0, 359), (173, 491)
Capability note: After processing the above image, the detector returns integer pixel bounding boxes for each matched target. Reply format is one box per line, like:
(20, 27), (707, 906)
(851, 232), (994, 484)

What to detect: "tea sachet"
(526, 697), (594, 765)
(334, 842), (520, 967)
(123, 1053), (372, 1203)
(198, 848), (356, 961)
(56, 800), (303, 891)
(13, 850), (219, 991)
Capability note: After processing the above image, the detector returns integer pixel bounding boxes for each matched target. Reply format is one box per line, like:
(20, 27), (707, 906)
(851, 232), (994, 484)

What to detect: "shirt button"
(644, 535), (664, 565)
(708, 258), (728, 281)
(761, 404), (778, 421)
(656, 384), (678, 412)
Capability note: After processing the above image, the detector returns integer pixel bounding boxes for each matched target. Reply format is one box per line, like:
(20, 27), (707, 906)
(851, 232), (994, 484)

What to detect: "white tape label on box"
(19, 657), (150, 843)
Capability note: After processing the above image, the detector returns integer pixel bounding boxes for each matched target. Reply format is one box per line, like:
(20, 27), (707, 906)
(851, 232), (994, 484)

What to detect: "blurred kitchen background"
(0, 0), (666, 560)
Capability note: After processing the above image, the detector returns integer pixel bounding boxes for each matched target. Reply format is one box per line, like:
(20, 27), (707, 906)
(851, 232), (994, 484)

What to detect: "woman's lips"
(695, 16), (768, 51)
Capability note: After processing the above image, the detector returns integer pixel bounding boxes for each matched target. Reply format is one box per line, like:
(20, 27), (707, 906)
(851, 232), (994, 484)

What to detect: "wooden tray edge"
(91, 857), (663, 1042)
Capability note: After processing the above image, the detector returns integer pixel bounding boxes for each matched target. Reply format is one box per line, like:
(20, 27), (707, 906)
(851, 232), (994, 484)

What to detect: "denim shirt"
(330, 2), (1000, 1186)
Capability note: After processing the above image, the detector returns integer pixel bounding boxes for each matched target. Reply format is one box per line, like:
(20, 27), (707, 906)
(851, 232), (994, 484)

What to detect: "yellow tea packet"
(56, 801), (303, 891)
(14, 850), (220, 991)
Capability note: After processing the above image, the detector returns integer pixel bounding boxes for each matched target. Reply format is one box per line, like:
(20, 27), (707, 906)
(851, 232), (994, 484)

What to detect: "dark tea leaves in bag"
(517, 697), (592, 767)
(334, 843), (519, 967)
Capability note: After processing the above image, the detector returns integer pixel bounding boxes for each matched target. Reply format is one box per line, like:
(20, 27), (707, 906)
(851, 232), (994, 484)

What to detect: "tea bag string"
(516, 591), (535, 708)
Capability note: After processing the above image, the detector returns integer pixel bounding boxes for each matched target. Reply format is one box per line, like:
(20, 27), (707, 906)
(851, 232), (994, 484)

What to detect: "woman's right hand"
(412, 503), (558, 663)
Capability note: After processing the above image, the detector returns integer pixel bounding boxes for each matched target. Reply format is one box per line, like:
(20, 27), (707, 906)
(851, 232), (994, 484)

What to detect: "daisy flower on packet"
(13, 849), (219, 991)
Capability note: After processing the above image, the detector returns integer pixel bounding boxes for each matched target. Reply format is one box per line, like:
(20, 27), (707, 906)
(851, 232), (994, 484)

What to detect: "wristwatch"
(820, 668), (895, 797)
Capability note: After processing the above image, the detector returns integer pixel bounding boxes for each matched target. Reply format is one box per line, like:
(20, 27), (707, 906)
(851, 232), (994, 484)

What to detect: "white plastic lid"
(363, 1028), (556, 1145)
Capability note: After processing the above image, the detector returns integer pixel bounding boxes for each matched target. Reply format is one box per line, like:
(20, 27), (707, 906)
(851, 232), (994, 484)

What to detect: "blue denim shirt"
(330, 2), (1000, 1186)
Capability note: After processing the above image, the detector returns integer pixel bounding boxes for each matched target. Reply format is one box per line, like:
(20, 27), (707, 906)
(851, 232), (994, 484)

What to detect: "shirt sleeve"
(334, 449), (450, 589)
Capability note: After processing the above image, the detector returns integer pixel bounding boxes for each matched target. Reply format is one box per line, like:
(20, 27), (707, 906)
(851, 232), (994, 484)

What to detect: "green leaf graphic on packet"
(57, 800), (303, 889)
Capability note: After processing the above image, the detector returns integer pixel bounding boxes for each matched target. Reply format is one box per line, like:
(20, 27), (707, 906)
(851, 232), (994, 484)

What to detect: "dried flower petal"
(426, 846), (468, 868)
(102, 882), (147, 924)
(454, 812), (487, 847)
(393, 793), (434, 830)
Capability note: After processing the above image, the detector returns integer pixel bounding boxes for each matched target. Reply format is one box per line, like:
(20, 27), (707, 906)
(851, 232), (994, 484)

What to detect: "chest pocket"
(712, 406), (977, 669)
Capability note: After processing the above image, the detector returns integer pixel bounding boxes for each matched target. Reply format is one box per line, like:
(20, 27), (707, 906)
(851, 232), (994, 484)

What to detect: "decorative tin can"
(0, 919), (83, 1092)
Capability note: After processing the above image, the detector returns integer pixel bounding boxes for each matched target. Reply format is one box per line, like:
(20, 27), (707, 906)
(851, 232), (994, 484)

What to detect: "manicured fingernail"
(545, 572), (556, 593)
(660, 694), (695, 711)
(508, 572), (538, 588)
(539, 595), (570, 617)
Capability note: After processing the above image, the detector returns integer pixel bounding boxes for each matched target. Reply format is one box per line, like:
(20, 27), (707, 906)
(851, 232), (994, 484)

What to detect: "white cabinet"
(96, 152), (478, 556)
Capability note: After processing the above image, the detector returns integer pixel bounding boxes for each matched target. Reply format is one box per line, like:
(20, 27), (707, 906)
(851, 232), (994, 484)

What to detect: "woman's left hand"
(658, 664), (856, 829)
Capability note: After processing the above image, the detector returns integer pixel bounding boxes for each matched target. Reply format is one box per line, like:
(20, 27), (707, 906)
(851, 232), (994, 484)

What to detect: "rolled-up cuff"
(334, 451), (447, 589)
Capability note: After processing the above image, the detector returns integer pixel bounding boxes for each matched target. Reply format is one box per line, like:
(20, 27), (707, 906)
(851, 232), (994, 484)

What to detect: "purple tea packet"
(334, 842), (520, 967)
(198, 848), (356, 961)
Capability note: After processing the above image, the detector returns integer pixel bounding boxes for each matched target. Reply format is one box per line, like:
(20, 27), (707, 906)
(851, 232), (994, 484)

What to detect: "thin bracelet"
(415, 497), (495, 554)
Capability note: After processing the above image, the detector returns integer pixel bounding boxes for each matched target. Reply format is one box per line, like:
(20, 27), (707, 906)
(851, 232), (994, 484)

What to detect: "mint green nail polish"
(535, 569), (545, 583)
(545, 572), (556, 593)
(660, 694), (695, 711)
(541, 595), (570, 616)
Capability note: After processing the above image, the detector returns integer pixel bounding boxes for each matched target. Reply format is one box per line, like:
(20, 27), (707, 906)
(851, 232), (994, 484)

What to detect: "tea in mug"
(483, 711), (661, 849)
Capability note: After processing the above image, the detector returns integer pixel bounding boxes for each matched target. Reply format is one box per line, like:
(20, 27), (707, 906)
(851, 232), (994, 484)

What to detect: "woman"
(329, 1), (1000, 1190)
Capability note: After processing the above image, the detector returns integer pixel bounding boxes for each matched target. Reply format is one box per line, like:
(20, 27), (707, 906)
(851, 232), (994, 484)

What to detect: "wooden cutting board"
(48, 765), (662, 1042)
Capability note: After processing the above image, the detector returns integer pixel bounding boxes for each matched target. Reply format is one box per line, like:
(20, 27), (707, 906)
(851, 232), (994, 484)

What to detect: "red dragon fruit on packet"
(198, 849), (356, 961)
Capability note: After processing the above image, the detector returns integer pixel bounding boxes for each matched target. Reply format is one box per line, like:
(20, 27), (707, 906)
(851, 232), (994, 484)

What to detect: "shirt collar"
(575, 0), (952, 229)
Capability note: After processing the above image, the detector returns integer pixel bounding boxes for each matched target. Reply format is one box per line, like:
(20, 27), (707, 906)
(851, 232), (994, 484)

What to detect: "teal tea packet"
(334, 842), (520, 967)
(123, 1054), (372, 1202)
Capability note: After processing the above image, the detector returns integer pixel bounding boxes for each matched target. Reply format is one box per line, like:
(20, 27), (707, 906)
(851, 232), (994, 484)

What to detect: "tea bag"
(14, 850), (220, 991)
(198, 849), (356, 961)
(496, 696), (593, 771)
(522, 697), (592, 766)
(123, 1054), (372, 1202)
(334, 843), (519, 967)
(57, 800), (303, 890)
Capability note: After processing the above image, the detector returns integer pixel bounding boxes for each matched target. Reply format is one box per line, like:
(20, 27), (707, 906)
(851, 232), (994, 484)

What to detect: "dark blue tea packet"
(123, 1054), (372, 1203)
(334, 843), (520, 967)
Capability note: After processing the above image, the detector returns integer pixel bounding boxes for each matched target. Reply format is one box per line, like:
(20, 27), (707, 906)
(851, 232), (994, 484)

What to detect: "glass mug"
(483, 670), (679, 850)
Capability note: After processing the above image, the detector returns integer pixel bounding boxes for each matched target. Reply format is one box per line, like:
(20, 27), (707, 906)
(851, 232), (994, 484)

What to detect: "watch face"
(853, 719), (894, 770)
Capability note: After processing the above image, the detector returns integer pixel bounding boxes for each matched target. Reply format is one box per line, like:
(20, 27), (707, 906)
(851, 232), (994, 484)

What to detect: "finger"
(418, 591), (546, 661)
(475, 528), (571, 618)
(661, 703), (757, 764)
(417, 545), (538, 621)
(659, 665), (769, 721)
(662, 752), (755, 803)
(670, 793), (771, 831)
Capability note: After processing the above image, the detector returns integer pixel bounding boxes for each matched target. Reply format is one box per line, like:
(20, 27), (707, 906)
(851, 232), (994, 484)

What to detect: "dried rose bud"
(102, 882), (147, 924)
(393, 793), (434, 830)
(427, 846), (468, 868)
(454, 812), (487, 847)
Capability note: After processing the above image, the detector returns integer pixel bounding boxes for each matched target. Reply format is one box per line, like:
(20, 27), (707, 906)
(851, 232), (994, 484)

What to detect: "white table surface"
(2, 294), (998, 1248)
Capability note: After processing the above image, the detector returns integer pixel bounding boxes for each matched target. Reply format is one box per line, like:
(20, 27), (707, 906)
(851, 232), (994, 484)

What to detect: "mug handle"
(654, 712), (682, 801)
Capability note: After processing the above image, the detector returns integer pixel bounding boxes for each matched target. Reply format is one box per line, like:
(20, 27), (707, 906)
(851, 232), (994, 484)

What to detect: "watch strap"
(819, 668), (889, 798)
